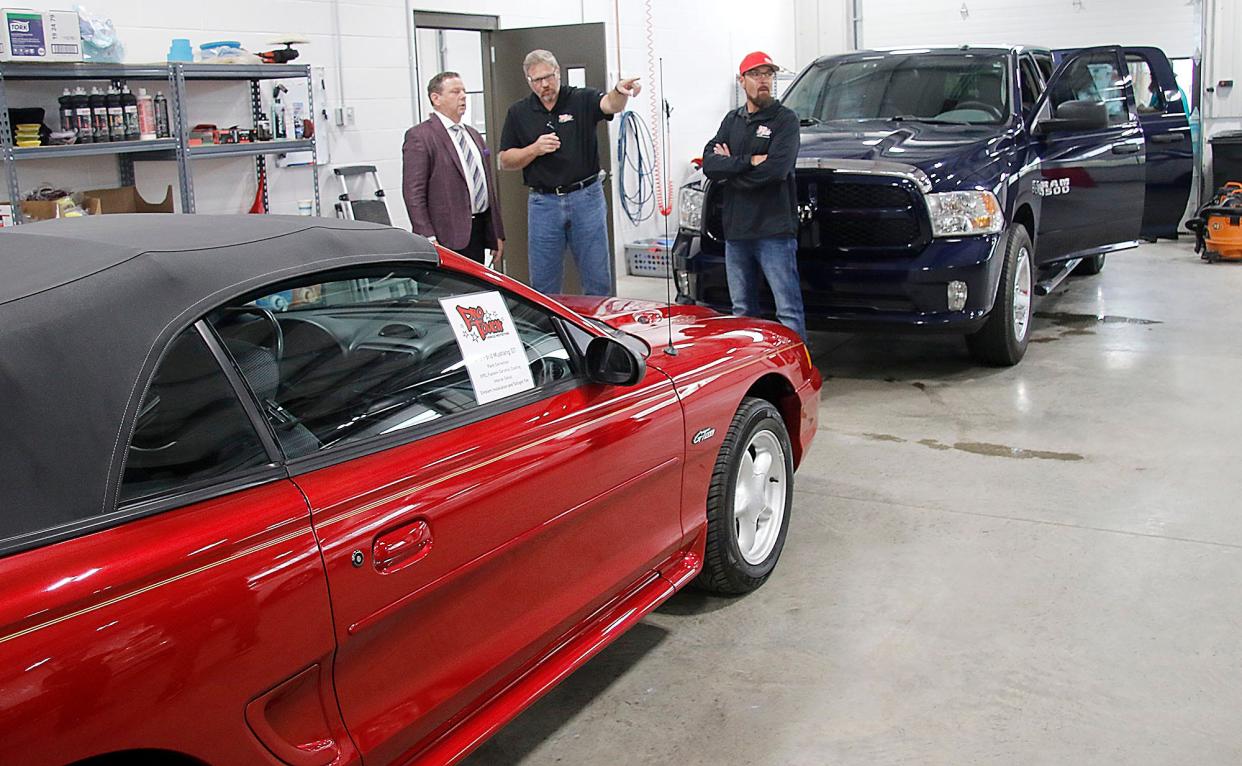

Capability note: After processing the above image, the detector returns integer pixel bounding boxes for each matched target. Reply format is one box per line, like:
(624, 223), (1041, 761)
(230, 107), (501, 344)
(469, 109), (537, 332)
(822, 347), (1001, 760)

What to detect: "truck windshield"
(784, 52), (1010, 125)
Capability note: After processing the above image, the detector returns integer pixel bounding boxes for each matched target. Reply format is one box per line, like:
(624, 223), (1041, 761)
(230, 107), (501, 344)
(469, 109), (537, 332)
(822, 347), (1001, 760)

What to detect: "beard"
(749, 90), (773, 110)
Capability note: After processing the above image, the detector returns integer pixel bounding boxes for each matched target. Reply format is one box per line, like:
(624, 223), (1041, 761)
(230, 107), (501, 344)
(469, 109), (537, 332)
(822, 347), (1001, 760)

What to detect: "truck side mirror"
(1034, 99), (1110, 135)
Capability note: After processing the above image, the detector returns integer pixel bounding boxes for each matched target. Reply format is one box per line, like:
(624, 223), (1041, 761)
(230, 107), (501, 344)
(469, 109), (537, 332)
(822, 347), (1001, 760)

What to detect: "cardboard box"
(0, 9), (82, 62)
(83, 185), (175, 214)
(19, 196), (102, 220)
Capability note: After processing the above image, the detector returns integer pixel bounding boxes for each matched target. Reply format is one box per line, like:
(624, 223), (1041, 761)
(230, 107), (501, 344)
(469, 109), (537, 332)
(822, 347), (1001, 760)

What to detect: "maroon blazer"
(401, 115), (504, 250)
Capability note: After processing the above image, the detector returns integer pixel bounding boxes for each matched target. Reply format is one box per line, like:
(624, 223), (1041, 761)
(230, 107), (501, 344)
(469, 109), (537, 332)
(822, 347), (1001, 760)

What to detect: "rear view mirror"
(585, 336), (645, 386)
(1034, 99), (1110, 134)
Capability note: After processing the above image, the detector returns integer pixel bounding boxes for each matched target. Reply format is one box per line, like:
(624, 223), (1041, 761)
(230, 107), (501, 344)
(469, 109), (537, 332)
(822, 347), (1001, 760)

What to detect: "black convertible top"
(0, 214), (437, 550)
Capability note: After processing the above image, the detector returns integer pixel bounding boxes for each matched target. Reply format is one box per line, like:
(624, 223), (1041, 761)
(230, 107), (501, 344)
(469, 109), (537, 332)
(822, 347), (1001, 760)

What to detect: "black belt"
(530, 174), (599, 196)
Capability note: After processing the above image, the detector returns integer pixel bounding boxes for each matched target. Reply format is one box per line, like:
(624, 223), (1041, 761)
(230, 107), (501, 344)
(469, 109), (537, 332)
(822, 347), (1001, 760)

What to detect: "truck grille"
(799, 175), (931, 256)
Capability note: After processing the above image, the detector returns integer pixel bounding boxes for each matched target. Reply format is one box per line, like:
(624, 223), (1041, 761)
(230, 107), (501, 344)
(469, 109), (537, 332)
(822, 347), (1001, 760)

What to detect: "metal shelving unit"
(0, 61), (319, 223)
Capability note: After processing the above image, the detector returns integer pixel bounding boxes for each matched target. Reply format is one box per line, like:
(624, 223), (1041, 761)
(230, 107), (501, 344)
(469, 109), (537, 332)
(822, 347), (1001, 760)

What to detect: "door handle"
(1112, 143), (1141, 154)
(373, 519), (433, 573)
(1151, 133), (1185, 144)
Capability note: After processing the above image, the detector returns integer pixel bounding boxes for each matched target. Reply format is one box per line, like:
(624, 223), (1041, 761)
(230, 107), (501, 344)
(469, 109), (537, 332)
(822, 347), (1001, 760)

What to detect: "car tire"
(966, 225), (1033, 366)
(694, 396), (794, 595)
(1074, 253), (1106, 275)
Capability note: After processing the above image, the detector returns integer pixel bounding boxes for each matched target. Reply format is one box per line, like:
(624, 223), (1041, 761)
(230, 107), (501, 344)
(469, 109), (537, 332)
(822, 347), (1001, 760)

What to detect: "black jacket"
(701, 100), (800, 241)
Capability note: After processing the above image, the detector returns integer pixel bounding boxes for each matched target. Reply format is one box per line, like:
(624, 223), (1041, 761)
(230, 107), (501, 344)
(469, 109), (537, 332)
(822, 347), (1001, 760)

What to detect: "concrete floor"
(465, 240), (1242, 765)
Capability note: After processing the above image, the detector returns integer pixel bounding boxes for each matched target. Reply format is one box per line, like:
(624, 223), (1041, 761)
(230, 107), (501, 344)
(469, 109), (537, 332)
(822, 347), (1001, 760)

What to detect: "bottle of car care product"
(106, 86), (125, 141)
(89, 86), (109, 142)
(58, 88), (75, 133)
(154, 91), (171, 138)
(137, 88), (157, 140)
(73, 86), (93, 144)
(121, 85), (140, 141)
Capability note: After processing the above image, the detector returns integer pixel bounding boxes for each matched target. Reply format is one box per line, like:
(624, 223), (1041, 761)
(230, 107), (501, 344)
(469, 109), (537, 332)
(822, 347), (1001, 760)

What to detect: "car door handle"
(373, 519), (433, 573)
(1112, 143), (1141, 154)
(1151, 133), (1185, 144)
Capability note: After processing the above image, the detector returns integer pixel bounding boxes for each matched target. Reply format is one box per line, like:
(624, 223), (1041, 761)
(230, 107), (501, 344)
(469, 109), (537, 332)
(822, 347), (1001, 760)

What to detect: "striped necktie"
(452, 124), (488, 214)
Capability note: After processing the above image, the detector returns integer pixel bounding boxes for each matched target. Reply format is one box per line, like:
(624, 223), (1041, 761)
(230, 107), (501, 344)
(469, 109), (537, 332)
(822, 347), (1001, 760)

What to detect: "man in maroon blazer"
(402, 71), (504, 265)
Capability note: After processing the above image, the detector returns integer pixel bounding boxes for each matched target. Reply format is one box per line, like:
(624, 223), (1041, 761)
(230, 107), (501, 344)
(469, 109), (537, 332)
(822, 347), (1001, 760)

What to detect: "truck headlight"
(679, 186), (704, 232)
(926, 190), (1003, 237)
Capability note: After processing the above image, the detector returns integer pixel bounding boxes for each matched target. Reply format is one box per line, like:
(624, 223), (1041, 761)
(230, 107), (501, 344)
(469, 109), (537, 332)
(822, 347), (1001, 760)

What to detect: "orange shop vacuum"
(1187, 182), (1242, 262)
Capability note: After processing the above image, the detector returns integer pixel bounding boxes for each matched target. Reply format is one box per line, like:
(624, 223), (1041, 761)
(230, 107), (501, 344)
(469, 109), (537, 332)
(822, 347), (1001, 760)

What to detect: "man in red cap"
(700, 51), (806, 340)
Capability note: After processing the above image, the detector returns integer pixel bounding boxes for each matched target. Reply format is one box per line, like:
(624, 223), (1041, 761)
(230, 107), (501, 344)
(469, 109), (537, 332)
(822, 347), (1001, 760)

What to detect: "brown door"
(490, 22), (614, 295)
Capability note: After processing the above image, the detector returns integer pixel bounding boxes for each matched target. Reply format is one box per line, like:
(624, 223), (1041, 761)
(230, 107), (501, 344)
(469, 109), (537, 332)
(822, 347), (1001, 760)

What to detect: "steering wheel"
(952, 101), (1004, 120)
(531, 355), (573, 384)
(220, 306), (284, 363)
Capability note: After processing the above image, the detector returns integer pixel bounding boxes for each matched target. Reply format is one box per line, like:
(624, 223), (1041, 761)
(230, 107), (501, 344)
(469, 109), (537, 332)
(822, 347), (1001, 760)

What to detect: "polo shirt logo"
(756, 125), (772, 138)
(558, 114), (575, 123)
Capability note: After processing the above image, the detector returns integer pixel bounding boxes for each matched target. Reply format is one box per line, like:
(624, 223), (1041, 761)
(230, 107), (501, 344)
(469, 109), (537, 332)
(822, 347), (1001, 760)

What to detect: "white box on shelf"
(0, 9), (82, 62)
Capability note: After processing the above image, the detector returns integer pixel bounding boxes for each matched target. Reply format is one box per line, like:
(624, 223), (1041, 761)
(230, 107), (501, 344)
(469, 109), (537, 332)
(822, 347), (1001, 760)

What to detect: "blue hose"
(617, 110), (656, 225)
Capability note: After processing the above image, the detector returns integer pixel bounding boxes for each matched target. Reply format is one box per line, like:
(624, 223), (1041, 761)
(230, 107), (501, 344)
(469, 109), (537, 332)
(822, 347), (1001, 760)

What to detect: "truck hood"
(799, 120), (1011, 190)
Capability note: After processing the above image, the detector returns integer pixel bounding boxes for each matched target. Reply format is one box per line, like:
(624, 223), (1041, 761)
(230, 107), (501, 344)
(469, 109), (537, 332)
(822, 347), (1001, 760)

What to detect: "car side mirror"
(585, 336), (645, 386)
(1034, 99), (1109, 135)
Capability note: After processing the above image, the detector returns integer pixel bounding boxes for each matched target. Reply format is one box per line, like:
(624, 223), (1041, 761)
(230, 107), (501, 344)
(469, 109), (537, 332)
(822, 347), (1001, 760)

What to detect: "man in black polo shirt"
(499, 49), (640, 296)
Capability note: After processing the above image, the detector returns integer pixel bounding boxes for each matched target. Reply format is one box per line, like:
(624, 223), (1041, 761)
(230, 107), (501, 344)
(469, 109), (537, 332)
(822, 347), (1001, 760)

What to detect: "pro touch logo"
(1033, 178), (1070, 197)
(455, 305), (508, 341)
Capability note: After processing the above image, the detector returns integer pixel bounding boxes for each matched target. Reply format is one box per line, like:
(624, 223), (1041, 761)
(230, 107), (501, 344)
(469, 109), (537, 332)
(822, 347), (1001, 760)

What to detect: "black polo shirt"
(500, 85), (612, 190)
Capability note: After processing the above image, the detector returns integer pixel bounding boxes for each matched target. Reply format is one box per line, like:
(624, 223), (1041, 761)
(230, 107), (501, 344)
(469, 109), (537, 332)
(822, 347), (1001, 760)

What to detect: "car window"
(208, 267), (574, 458)
(1019, 55), (1044, 113)
(783, 53), (1009, 125)
(1047, 51), (1130, 126)
(1128, 54), (1163, 114)
(1033, 53), (1054, 83)
(120, 326), (271, 504)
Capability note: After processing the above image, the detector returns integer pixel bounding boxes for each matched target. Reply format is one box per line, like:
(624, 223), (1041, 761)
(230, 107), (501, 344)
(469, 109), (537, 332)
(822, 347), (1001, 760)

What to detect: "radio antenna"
(658, 57), (677, 357)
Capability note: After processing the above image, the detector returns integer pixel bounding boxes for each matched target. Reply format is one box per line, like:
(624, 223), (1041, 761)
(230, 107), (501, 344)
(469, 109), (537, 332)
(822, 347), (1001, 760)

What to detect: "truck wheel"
(966, 226), (1033, 366)
(694, 397), (794, 595)
(1074, 253), (1106, 275)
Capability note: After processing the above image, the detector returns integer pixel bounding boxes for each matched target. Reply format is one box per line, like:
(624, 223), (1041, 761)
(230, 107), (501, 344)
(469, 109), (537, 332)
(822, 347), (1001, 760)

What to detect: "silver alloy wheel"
(734, 429), (788, 565)
(1012, 245), (1032, 343)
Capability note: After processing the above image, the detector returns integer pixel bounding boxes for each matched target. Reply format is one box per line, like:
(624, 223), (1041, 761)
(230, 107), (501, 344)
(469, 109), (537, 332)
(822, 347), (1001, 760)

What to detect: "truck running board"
(1034, 258), (1082, 296)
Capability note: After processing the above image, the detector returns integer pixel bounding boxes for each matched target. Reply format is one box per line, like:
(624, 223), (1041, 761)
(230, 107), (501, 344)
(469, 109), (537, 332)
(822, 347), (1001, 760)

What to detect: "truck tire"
(694, 397), (793, 595)
(966, 226), (1033, 366)
(1074, 253), (1106, 275)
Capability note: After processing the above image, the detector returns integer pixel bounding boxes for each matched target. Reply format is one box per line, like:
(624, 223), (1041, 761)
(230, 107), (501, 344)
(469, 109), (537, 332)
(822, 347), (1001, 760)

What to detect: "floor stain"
(862, 432), (907, 443)
(918, 438), (952, 451)
(952, 441), (1084, 462)
(1035, 311), (1161, 326)
(911, 381), (928, 391)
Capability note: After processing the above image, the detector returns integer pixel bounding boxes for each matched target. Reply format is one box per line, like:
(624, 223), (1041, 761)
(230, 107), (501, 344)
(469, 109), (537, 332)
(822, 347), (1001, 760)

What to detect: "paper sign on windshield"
(440, 291), (535, 405)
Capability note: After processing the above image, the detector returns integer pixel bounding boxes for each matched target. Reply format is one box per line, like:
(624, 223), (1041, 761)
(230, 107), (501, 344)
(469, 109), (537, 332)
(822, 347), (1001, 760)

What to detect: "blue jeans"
(725, 237), (807, 340)
(527, 181), (612, 296)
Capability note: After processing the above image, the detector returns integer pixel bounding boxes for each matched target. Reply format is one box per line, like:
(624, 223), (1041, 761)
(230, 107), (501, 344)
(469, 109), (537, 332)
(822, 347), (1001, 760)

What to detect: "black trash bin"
(1210, 130), (1242, 189)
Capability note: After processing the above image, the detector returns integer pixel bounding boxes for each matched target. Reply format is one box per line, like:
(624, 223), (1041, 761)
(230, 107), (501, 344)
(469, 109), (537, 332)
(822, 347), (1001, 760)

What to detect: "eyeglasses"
(527, 71), (560, 86)
(744, 70), (777, 81)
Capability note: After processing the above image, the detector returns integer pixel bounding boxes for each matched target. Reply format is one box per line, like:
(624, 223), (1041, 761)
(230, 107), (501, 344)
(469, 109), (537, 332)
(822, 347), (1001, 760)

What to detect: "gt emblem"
(692, 427), (717, 445)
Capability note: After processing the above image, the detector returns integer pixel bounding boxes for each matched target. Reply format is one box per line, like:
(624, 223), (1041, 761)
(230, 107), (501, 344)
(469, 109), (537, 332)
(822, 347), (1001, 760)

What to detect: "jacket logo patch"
(1033, 178), (1070, 197)
(692, 427), (717, 445)
(558, 114), (574, 123)
(755, 125), (772, 138)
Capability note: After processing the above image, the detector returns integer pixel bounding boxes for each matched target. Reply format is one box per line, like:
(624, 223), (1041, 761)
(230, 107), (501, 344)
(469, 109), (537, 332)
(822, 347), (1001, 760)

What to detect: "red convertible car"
(0, 215), (820, 766)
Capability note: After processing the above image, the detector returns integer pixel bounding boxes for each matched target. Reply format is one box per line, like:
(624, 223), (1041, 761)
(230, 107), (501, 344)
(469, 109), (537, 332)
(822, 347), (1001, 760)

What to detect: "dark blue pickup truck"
(672, 45), (1192, 364)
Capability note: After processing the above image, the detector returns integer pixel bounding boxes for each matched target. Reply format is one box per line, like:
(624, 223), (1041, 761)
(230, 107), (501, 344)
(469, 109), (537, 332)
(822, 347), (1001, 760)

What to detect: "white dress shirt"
(434, 110), (489, 215)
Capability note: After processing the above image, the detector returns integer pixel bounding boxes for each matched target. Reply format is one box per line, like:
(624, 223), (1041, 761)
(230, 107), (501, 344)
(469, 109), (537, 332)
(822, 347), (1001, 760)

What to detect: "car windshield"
(784, 52), (1010, 125)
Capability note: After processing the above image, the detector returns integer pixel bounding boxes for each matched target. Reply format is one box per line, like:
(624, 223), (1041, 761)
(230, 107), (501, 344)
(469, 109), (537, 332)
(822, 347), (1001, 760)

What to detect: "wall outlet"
(345, 106), (355, 125)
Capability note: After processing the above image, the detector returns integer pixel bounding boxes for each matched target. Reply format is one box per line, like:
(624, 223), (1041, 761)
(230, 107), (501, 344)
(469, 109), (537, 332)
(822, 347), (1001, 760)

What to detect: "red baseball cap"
(738, 51), (778, 76)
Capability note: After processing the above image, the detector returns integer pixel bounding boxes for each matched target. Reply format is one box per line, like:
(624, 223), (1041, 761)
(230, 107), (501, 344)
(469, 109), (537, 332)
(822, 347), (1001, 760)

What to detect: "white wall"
(7, 0), (816, 269)
(858, 0), (1199, 58)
